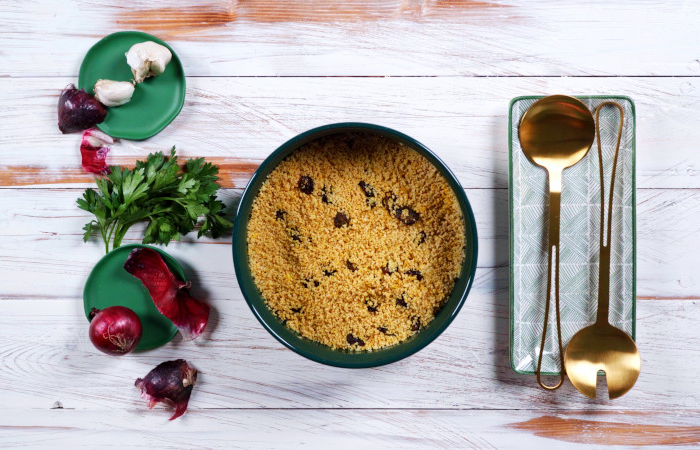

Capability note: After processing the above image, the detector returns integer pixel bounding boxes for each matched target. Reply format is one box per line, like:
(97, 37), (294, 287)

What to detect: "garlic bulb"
(93, 80), (135, 107)
(125, 41), (172, 83)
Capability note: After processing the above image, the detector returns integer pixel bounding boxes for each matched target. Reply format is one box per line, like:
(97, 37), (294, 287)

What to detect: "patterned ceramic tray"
(509, 96), (636, 375)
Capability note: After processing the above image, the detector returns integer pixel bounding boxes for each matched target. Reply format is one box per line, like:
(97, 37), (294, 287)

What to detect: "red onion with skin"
(88, 306), (142, 355)
(58, 84), (107, 134)
(124, 248), (210, 340)
(135, 359), (197, 420)
(80, 129), (113, 175)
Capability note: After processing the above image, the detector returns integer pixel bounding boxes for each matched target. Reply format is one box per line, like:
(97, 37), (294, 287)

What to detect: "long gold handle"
(537, 169), (565, 390)
(595, 101), (624, 325)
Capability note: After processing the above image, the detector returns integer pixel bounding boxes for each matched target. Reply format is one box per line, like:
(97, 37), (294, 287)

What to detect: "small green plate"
(83, 244), (185, 351)
(78, 31), (186, 140)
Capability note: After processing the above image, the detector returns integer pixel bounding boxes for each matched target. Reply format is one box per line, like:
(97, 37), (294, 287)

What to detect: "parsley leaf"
(78, 148), (233, 253)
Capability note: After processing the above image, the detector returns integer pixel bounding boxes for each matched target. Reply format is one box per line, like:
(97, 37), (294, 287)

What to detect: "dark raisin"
(406, 269), (423, 281)
(417, 231), (427, 245)
(358, 181), (375, 198)
(395, 206), (420, 225)
(365, 299), (378, 313)
(366, 198), (377, 208)
(382, 262), (397, 275)
(346, 260), (358, 272)
(334, 212), (350, 228)
(346, 333), (365, 346)
(298, 175), (314, 194)
(289, 227), (302, 242)
(396, 295), (408, 308)
(301, 278), (319, 288)
(411, 316), (422, 331)
(321, 185), (333, 204)
(275, 210), (286, 220)
(323, 269), (337, 277)
(377, 327), (396, 336)
(291, 307), (302, 313)
(382, 191), (397, 210)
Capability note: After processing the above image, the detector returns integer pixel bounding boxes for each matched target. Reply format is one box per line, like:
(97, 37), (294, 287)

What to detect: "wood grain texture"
(2, 76), (700, 189)
(2, 1), (700, 77)
(1, 409), (698, 448)
(0, 188), (699, 412)
(2, 1), (700, 446)
(1, 187), (698, 294)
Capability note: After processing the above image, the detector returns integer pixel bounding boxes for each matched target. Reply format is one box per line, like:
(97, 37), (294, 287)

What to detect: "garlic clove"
(125, 41), (172, 83)
(93, 79), (135, 107)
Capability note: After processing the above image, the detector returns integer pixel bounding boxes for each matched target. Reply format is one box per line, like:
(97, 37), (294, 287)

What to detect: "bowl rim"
(233, 122), (478, 368)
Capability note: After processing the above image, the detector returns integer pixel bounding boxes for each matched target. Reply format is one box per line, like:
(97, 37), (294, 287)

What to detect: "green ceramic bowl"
(233, 123), (478, 367)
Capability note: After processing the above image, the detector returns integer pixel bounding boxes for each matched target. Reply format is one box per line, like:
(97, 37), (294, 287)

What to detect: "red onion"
(88, 306), (142, 355)
(80, 129), (113, 175)
(58, 84), (107, 134)
(124, 248), (210, 340)
(135, 359), (197, 420)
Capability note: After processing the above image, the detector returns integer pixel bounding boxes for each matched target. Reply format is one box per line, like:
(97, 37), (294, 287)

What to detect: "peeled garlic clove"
(93, 79), (135, 107)
(125, 41), (172, 83)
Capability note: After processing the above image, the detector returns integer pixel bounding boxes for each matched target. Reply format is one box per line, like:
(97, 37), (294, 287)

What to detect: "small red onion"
(80, 129), (113, 175)
(135, 359), (197, 420)
(88, 306), (142, 355)
(58, 84), (107, 134)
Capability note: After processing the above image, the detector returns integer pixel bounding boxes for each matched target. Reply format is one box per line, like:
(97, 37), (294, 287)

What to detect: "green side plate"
(83, 244), (184, 351)
(78, 31), (185, 140)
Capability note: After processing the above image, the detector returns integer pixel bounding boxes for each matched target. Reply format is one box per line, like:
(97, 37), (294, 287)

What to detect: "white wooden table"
(1, 1), (700, 447)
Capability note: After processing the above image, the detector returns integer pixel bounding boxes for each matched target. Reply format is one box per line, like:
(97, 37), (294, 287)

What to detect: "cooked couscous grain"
(247, 133), (465, 350)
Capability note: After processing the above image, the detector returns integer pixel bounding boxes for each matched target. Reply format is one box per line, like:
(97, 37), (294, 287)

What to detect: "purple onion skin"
(135, 359), (197, 420)
(58, 84), (107, 134)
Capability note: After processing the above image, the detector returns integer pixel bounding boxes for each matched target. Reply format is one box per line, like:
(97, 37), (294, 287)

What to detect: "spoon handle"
(536, 170), (565, 390)
(595, 102), (624, 325)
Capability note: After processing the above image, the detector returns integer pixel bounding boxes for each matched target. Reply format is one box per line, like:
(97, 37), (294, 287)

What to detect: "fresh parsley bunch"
(78, 148), (233, 253)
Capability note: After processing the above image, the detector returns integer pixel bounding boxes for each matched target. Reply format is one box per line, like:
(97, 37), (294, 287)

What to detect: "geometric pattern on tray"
(509, 96), (636, 374)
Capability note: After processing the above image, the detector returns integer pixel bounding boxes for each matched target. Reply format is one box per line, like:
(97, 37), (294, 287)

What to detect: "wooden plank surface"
(2, 1), (700, 77)
(1, 409), (699, 448)
(1, 76), (700, 189)
(3, 0), (700, 447)
(0, 188), (698, 412)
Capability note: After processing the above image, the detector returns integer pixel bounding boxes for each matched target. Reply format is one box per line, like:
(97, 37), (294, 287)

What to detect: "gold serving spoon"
(519, 95), (596, 390)
(564, 102), (641, 399)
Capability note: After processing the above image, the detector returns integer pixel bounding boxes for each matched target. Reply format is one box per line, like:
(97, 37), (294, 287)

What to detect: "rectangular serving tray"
(509, 96), (636, 375)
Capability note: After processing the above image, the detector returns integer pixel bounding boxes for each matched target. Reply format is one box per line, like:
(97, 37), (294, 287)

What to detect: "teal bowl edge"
(232, 122), (479, 368)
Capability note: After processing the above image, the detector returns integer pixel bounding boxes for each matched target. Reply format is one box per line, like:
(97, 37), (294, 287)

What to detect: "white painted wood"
(0, 188), (696, 295)
(1, 409), (698, 448)
(1, 0), (700, 77)
(2, 1), (700, 445)
(0, 188), (698, 412)
(0, 294), (694, 411)
(1, 76), (700, 189)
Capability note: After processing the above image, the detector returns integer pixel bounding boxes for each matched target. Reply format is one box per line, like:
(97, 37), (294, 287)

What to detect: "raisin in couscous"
(247, 133), (465, 350)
